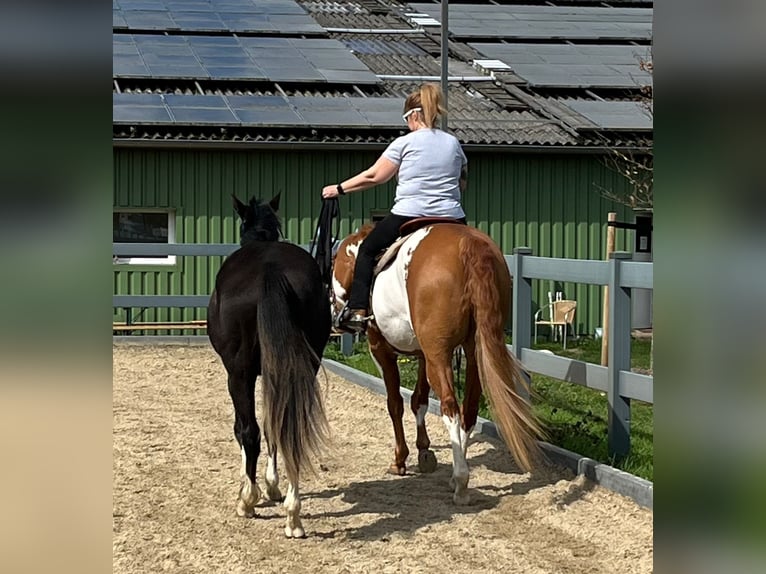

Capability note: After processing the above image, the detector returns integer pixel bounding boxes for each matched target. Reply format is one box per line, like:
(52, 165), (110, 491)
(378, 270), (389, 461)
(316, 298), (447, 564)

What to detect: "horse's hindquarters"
(371, 229), (437, 353)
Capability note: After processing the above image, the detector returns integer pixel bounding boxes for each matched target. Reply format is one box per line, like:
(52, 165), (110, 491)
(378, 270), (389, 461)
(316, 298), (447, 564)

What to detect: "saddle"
(373, 216), (465, 275)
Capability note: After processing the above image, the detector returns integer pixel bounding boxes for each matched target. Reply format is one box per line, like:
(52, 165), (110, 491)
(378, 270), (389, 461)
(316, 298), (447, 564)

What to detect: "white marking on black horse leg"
(283, 482), (305, 538)
(236, 446), (261, 517)
(443, 415), (470, 505)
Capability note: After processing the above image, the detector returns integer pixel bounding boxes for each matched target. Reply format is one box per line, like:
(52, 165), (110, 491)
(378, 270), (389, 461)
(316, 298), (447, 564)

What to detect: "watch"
(336, 183), (346, 196)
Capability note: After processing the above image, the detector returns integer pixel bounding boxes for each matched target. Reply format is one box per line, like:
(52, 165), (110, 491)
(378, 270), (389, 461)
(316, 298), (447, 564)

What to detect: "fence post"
(607, 251), (633, 459)
(341, 333), (354, 356)
(511, 247), (533, 400)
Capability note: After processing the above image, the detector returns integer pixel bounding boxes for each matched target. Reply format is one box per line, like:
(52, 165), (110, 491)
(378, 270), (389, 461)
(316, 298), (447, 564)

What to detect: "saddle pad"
(374, 234), (411, 275)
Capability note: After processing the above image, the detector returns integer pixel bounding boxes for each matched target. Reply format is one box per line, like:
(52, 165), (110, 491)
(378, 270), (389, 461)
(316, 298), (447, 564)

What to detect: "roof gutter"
(112, 138), (650, 154)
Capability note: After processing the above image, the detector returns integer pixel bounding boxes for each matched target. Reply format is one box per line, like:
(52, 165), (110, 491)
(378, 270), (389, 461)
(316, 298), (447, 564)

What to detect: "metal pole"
(440, 0), (448, 130)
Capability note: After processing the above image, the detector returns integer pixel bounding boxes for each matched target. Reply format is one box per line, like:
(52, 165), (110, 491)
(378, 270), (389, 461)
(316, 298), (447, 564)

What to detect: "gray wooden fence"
(113, 242), (653, 458)
(509, 247), (653, 459)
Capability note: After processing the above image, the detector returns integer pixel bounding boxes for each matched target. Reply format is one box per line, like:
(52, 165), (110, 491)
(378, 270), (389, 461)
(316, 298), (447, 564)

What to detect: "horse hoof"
(387, 463), (407, 476)
(453, 490), (471, 506)
(418, 450), (437, 473)
(266, 485), (283, 502)
(236, 481), (261, 517)
(285, 526), (306, 539)
(236, 499), (255, 518)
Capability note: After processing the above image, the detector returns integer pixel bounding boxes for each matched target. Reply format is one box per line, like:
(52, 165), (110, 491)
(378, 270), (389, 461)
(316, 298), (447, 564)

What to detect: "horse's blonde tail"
(257, 274), (328, 485)
(460, 234), (543, 473)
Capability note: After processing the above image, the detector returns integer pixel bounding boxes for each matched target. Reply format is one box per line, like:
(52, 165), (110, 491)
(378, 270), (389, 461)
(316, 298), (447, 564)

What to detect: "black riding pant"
(347, 213), (414, 310)
(347, 212), (466, 310)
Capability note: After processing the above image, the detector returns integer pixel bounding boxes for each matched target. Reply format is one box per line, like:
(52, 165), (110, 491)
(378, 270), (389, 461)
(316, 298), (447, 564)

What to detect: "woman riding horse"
(321, 82), (468, 332)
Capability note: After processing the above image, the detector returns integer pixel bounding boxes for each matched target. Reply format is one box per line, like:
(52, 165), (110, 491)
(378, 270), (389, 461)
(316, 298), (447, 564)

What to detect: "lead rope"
(309, 197), (341, 303)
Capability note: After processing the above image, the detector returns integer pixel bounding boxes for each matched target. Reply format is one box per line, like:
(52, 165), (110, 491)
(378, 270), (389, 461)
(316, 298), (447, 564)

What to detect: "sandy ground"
(113, 343), (652, 574)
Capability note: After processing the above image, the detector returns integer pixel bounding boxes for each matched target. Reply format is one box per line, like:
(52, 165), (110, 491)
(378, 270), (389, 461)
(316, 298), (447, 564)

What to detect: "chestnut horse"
(332, 222), (542, 504)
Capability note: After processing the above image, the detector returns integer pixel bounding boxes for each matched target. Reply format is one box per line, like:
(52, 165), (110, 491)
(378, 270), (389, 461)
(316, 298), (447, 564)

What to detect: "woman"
(321, 83), (468, 332)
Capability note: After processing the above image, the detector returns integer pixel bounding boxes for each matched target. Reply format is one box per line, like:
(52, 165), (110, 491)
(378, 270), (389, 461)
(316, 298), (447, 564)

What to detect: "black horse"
(207, 193), (331, 538)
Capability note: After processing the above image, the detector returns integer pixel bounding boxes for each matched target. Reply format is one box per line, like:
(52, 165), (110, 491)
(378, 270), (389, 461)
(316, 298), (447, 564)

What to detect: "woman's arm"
(459, 165), (468, 193)
(322, 156), (399, 198)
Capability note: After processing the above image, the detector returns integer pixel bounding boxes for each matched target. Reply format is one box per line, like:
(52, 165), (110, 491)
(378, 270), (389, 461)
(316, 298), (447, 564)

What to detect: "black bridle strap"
(309, 197), (340, 290)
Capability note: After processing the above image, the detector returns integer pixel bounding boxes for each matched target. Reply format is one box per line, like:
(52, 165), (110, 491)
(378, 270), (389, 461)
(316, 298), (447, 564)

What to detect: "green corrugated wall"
(113, 148), (635, 335)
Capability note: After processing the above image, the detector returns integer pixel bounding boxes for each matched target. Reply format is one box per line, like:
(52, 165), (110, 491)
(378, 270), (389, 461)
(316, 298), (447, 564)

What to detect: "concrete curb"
(322, 358), (653, 510)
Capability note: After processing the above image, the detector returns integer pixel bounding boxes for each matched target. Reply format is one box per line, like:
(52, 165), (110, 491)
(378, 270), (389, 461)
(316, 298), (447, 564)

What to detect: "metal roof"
(113, 0), (653, 149)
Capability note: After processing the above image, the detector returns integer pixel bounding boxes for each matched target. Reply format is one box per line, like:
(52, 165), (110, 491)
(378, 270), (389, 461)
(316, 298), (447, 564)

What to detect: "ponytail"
(402, 83), (447, 129)
(419, 83), (446, 128)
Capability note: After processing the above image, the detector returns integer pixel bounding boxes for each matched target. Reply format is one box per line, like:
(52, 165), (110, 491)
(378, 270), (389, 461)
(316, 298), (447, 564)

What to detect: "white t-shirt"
(382, 128), (467, 218)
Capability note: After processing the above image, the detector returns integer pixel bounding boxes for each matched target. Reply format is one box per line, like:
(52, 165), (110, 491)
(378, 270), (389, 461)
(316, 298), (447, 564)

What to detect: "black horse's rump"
(207, 194), (331, 536)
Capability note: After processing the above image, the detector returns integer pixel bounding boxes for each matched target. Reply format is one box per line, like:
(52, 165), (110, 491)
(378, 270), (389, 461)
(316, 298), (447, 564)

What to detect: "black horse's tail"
(258, 274), (328, 485)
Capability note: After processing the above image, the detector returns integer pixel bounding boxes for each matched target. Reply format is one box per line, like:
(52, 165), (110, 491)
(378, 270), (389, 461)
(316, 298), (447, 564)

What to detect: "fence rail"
(113, 242), (653, 458)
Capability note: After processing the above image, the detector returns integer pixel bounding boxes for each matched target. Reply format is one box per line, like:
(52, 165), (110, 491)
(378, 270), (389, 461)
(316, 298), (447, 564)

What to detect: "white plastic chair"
(534, 298), (578, 349)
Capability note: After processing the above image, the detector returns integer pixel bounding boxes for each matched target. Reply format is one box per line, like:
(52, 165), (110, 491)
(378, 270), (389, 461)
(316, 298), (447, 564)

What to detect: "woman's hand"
(322, 184), (340, 199)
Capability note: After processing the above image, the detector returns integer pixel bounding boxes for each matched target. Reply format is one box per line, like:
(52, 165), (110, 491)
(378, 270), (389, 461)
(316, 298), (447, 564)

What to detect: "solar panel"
(112, 93), (408, 128)
(170, 107), (239, 125)
(113, 94), (172, 124)
(470, 43), (652, 89)
(226, 95), (290, 109)
(351, 98), (407, 127)
(226, 94), (307, 125)
(113, 35), (378, 84)
(341, 38), (428, 57)
(556, 99), (652, 131)
(113, 10), (128, 29)
(112, 0), (324, 35)
(409, 4), (652, 41)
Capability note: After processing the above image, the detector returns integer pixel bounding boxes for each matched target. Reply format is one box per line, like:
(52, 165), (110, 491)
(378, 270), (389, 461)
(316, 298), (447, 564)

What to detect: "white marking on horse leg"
(237, 446), (261, 517)
(416, 404), (428, 427)
(283, 481), (305, 538)
(442, 415), (470, 505)
(265, 451), (282, 501)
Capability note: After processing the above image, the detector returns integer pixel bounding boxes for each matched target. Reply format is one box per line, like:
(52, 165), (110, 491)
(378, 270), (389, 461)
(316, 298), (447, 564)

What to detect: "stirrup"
(337, 306), (372, 334)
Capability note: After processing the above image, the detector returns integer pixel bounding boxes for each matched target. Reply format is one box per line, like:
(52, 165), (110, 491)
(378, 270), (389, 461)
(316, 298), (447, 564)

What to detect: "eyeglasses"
(402, 107), (422, 123)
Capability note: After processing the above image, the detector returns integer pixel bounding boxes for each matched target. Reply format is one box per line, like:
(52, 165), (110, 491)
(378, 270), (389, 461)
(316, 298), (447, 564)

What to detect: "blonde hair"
(403, 83), (446, 128)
